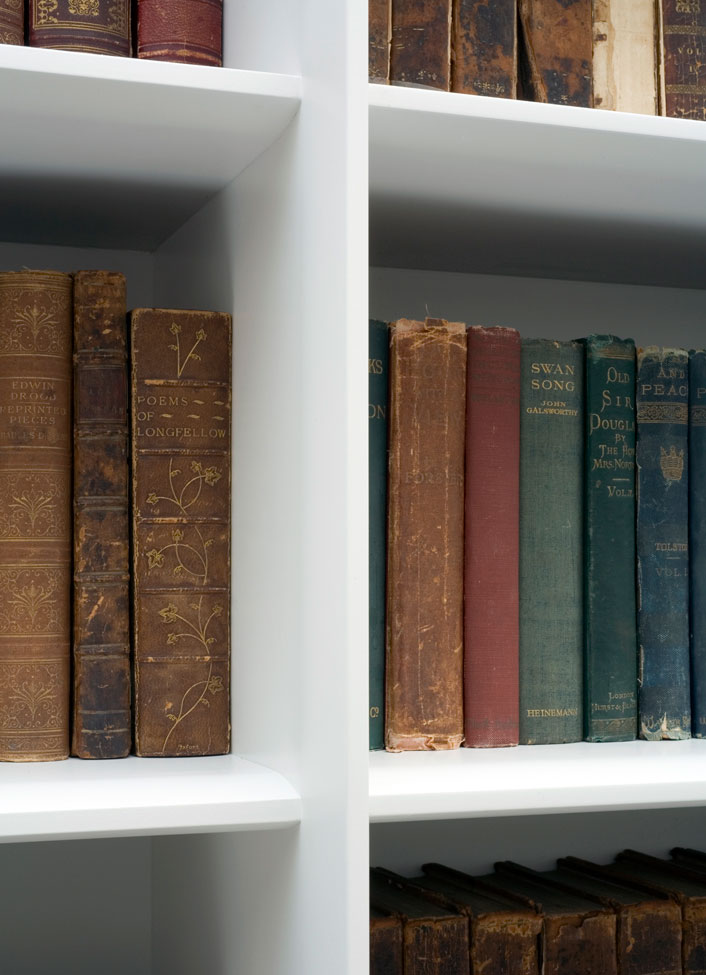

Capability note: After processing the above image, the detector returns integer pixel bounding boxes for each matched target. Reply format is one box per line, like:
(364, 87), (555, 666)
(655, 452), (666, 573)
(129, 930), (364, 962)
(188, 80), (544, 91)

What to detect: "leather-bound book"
(592, 0), (658, 114)
(553, 857), (682, 975)
(464, 326), (520, 747)
(425, 860), (616, 975)
(0, 0), (23, 45)
(131, 308), (231, 757)
(583, 336), (637, 742)
(370, 906), (403, 975)
(386, 318), (466, 751)
(611, 850), (706, 975)
(519, 339), (584, 745)
(672, 846), (706, 871)
(658, 0), (706, 119)
(636, 347), (690, 740)
(28, 0), (130, 55)
(390, 0), (452, 90)
(136, 0), (222, 66)
(518, 0), (592, 106)
(451, 0), (517, 98)
(0, 271), (72, 762)
(369, 320), (389, 750)
(370, 869), (470, 975)
(369, 0), (391, 83)
(689, 352), (706, 738)
(412, 867), (542, 974)
(72, 271), (130, 760)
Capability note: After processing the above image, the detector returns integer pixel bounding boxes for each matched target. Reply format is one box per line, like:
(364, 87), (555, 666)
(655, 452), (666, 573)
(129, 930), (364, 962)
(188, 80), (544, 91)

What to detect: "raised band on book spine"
(131, 308), (231, 756)
(137, 0), (223, 66)
(583, 335), (637, 742)
(72, 271), (130, 760)
(28, 0), (131, 56)
(0, 271), (72, 762)
(636, 347), (690, 740)
(386, 318), (466, 751)
(464, 326), (520, 747)
(0, 0), (23, 45)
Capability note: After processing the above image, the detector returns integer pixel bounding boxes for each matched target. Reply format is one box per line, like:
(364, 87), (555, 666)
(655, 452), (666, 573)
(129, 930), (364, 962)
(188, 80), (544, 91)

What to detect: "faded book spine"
(464, 326), (520, 747)
(592, 0), (658, 113)
(0, 271), (72, 762)
(658, 0), (706, 119)
(691, 351), (706, 738)
(390, 0), (452, 90)
(0, 0), (23, 45)
(131, 309), (231, 757)
(519, 339), (584, 745)
(369, 320), (389, 750)
(72, 271), (130, 760)
(370, 0), (391, 83)
(452, 0), (517, 98)
(137, 0), (222, 65)
(28, 0), (130, 55)
(584, 335), (637, 742)
(386, 318), (466, 751)
(518, 0), (592, 106)
(636, 347), (690, 740)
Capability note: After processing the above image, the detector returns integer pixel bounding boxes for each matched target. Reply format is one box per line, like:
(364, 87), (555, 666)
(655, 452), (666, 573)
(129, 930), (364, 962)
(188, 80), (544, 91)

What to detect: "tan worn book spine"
(0, 0), (23, 44)
(0, 271), (72, 762)
(386, 318), (466, 751)
(452, 0), (517, 98)
(131, 308), (231, 757)
(391, 0), (452, 90)
(370, 0), (391, 83)
(592, 0), (658, 113)
(518, 0), (593, 106)
(72, 271), (130, 760)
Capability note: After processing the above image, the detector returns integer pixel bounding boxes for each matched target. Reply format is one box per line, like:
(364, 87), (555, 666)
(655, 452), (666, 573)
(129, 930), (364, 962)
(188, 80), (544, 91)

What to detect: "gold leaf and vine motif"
(144, 459), (221, 585)
(9, 489), (55, 533)
(168, 322), (207, 378)
(158, 597), (224, 753)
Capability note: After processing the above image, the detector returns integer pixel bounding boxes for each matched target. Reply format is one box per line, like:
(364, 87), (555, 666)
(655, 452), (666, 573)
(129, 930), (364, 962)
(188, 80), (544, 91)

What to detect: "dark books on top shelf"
(0, 270), (73, 762)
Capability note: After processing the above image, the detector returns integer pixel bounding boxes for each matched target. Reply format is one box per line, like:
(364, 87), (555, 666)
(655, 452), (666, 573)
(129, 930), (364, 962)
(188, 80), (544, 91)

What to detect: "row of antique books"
(0, 270), (231, 762)
(0, 0), (223, 66)
(371, 846), (706, 975)
(369, 0), (706, 119)
(369, 320), (701, 751)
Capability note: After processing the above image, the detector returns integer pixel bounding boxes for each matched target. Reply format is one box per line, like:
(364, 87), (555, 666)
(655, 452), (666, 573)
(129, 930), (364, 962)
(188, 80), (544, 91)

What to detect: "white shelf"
(370, 740), (706, 822)
(0, 754), (301, 843)
(369, 85), (706, 287)
(0, 46), (300, 249)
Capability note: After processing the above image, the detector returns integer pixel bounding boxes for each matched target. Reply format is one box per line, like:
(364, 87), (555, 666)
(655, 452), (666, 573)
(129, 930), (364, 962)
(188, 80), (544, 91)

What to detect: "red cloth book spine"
(136, 0), (222, 66)
(464, 326), (521, 747)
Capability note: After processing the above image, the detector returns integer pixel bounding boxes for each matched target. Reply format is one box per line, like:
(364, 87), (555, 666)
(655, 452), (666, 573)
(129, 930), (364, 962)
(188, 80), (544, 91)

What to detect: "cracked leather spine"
(72, 271), (131, 760)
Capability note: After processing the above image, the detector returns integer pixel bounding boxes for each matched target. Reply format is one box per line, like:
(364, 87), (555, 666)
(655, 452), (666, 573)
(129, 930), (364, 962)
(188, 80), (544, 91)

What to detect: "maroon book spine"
(137, 0), (222, 66)
(0, 0), (23, 44)
(28, 0), (130, 56)
(464, 327), (521, 747)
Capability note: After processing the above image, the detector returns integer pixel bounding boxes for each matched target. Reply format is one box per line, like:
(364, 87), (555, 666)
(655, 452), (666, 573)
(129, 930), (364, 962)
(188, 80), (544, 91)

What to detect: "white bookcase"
(1, 2), (706, 971)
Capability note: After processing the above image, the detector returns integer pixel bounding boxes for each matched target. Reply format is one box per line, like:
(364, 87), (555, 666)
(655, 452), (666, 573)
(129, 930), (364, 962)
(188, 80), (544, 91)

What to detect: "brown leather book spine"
(464, 326), (520, 747)
(0, 0), (23, 44)
(659, 0), (706, 119)
(136, 0), (222, 66)
(386, 318), (466, 751)
(370, 0), (391, 83)
(72, 271), (130, 760)
(518, 0), (592, 106)
(390, 0), (452, 90)
(370, 909), (404, 975)
(0, 271), (72, 762)
(542, 912), (616, 973)
(452, 0), (517, 97)
(28, 0), (130, 55)
(131, 308), (231, 757)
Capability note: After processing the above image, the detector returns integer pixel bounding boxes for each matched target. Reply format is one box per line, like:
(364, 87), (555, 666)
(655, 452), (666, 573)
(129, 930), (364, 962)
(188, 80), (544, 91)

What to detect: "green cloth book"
(583, 336), (637, 741)
(519, 338), (584, 744)
(369, 320), (389, 749)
